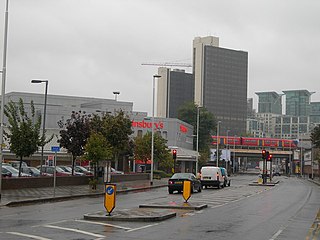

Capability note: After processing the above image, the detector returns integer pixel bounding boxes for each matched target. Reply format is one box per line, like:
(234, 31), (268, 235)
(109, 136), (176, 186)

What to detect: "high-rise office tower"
(283, 90), (313, 117)
(255, 91), (282, 114)
(193, 36), (248, 135)
(156, 67), (194, 118)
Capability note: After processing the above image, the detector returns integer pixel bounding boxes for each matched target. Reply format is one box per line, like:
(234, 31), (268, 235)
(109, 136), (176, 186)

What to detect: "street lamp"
(216, 121), (221, 167)
(0, 0), (10, 199)
(151, 75), (161, 185)
(233, 135), (236, 174)
(31, 79), (48, 173)
(113, 91), (120, 101)
(226, 129), (230, 172)
(196, 106), (202, 174)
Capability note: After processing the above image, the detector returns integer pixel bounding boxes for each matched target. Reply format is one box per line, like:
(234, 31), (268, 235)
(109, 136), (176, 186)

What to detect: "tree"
(311, 124), (320, 148)
(178, 101), (216, 165)
(311, 124), (320, 179)
(83, 132), (113, 178)
(58, 111), (91, 174)
(134, 132), (172, 172)
(4, 98), (52, 176)
(90, 110), (133, 168)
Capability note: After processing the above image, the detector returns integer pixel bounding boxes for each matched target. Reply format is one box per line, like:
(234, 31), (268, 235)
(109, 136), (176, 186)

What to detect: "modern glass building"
(283, 90), (313, 117)
(255, 91), (282, 114)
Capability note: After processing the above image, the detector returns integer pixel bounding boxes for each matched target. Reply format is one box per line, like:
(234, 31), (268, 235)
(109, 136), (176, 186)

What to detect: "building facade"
(283, 90), (313, 117)
(156, 67), (194, 118)
(193, 36), (248, 136)
(255, 91), (282, 114)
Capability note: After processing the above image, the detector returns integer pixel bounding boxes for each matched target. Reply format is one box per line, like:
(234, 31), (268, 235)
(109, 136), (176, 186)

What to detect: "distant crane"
(141, 62), (192, 68)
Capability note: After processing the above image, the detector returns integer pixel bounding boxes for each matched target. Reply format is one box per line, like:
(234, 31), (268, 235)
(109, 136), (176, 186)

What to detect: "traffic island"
(83, 208), (176, 222)
(139, 201), (207, 210)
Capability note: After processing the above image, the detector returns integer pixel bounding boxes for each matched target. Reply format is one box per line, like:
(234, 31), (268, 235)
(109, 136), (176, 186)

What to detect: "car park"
(168, 173), (202, 194)
(200, 166), (224, 189)
(220, 167), (231, 187)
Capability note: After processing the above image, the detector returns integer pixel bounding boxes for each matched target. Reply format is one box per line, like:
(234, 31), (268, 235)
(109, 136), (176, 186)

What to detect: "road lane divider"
(43, 225), (105, 238)
(7, 232), (52, 240)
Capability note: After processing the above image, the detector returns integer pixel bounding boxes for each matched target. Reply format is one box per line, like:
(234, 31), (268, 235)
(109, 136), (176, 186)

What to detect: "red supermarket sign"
(132, 120), (164, 129)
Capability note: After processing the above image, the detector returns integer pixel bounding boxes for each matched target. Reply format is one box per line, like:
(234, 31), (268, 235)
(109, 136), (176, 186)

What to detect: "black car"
(168, 173), (202, 194)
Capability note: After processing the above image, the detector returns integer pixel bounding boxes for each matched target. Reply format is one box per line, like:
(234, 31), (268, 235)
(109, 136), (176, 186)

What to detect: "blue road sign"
(51, 146), (60, 152)
(106, 186), (114, 195)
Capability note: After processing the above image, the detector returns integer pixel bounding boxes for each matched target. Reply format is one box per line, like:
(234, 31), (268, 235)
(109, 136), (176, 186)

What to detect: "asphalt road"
(0, 175), (319, 240)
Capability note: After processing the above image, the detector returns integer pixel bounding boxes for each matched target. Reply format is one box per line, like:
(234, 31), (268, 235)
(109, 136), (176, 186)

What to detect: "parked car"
(2, 165), (31, 177)
(2, 167), (12, 177)
(200, 166), (224, 189)
(25, 167), (52, 177)
(37, 165), (72, 176)
(74, 166), (93, 176)
(220, 167), (231, 187)
(111, 167), (124, 174)
(168, 173), (202, 194)
(59, 165), (84, 176)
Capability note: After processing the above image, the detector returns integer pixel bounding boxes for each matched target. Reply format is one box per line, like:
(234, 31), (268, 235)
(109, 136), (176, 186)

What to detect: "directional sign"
(183, 180), (191, 202)
(104, 184), (116, 215)
(51, 146), (60, 152)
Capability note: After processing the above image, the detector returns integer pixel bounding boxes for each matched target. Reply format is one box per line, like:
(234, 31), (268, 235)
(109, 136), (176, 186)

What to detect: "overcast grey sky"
(1, 0), (319, 114)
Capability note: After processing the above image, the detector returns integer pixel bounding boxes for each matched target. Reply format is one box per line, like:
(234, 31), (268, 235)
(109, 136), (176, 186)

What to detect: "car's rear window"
(171, 173), (192, 179)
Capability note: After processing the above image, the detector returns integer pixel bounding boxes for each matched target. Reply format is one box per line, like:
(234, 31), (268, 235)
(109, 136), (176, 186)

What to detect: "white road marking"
(75, 219), (132, 230)
(269, 226), (286, 240)
(43, 225), (105, 238)
(127, 223), (159, 232)
(7, 232), (52, 240)
(32, 220), (68, 228)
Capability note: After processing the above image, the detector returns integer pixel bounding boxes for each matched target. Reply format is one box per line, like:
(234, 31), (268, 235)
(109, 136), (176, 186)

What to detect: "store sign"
(180, 124), (188, 133)
(132, 120), (164, 129)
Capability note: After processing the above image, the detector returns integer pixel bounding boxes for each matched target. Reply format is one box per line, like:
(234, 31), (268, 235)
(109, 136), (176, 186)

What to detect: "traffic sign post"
(51, 146), (60, 197)
(104, 184), (116, 215)
(182, 180), (191, 203)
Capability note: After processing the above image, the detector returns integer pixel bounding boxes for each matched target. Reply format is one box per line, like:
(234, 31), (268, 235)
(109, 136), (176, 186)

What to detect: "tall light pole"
(31, 79), (48, 173)
(233, 135), (236, 174)
(226, 130), (230, 172)
(151, 75), (161, 185)
(196, 106), (201, 174)
(216, 121), (221, 167)
(113, 91), (120, 101)
(0, 0), (9, 199)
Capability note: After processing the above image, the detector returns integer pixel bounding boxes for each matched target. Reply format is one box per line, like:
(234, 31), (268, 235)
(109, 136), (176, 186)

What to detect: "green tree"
(311, 124), (320, 178)
(58, 111), (91, 174)
(4, 98), (52, 176)
(178, 101), (216, 165)
(90, 110), (133, 168)
(84, 132), (113, 178)
(311, 124), (320, 148)
(134, 132), (172, 172)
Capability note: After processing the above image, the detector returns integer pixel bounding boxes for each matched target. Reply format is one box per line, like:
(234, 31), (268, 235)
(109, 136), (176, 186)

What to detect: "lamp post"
(196, 106), (201, 174)
(31, 79), (48, 173)
(233, 135), (236, 174)
(113, 91), (120, 101)
(0, 0), (9, 199)
(151, 75), (161, 185)
(226, 130), (230, 172)
(216, 121), (221, 167)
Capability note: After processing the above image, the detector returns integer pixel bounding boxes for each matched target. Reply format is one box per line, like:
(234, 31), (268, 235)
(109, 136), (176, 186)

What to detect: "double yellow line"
(306, 209), (320, 240)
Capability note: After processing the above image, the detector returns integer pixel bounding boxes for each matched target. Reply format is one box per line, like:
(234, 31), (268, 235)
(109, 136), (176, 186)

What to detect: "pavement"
(0, 178), (169, 207)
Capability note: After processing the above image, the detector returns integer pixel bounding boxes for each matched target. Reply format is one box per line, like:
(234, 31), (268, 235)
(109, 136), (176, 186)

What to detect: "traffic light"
(267, 153), (272, 161)
(262, 149), (267, 159)
(172, 149), (177, 160)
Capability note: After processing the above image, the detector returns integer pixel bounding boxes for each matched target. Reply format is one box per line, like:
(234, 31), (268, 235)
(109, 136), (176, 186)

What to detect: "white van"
(200, 166), (224, 189)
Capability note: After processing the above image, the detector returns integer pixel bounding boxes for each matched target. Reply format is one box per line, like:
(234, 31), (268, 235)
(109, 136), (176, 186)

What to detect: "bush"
(147, 170), (172, 178)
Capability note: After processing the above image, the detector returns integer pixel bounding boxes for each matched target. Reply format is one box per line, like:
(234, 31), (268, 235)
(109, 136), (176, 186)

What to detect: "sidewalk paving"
(0, 178), (168, 207)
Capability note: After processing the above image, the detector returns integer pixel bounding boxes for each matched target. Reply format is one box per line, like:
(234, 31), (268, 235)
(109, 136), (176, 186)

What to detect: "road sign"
(104, 184), (116, 215)
(183, 180), (191, 202)
(51, 146), (60, 152)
